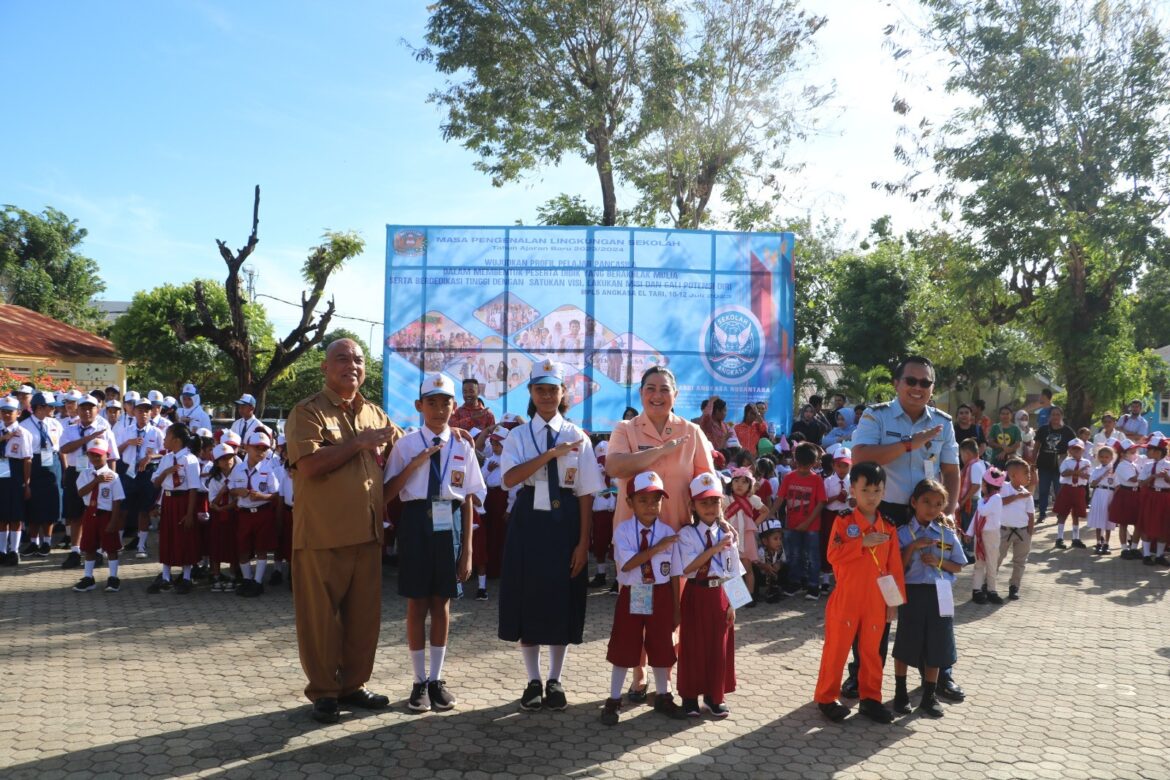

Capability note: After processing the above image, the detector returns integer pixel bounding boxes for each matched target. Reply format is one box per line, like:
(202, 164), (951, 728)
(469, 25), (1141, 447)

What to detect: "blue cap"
(529, 359), (566, 386)
(31, 391), (57, 408)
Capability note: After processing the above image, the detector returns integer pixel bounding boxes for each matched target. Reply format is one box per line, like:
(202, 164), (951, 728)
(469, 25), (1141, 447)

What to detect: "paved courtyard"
(2, 520), (1168, 780)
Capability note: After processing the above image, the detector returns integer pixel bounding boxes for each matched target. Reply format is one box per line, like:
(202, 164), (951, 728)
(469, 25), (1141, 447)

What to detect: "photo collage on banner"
(384, 226), (795, 432)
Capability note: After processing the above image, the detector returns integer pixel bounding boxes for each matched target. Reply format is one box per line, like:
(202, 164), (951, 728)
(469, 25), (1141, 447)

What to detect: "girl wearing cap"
(205, 444), (240, 591)
(724, 467), (763, 605)
(1137, 435), (1169, 566)
(228, 431), (282, 597)
(498, 360), (605, 713)
(476, 426), (511, 599)
(676, 472), (742, 718)
(19, 392), (63, 558)
(1087, 444), (1117, 555)
(0, 397), (34, 565)
(149, 423), (203, 594)
(1109, 441), (1143, 559)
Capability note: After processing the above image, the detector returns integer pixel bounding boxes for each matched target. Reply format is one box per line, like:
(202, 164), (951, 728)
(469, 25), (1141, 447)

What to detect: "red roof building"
(0, 304), (125, 390)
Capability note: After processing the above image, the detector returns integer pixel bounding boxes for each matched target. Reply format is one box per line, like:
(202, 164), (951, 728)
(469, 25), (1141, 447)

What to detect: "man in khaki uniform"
(286, 339), (402, 724)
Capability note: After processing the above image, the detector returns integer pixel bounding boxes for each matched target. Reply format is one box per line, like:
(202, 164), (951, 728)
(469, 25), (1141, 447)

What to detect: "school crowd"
(2, 358), (1165, 728)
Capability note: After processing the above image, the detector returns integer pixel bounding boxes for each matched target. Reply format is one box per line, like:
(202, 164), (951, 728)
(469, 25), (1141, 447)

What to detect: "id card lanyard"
(419, 430), (456, 531)
(630, 522), (658, 615)
(529, 419), (561, 510)
(914, 520), (954, 615)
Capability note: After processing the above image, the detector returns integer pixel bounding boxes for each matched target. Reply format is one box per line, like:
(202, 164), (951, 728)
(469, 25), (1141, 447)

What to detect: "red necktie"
(696, 528), (713, 579)
(639, 528), (654, 584)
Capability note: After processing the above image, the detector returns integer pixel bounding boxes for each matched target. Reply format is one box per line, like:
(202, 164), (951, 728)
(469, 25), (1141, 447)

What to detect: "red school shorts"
(605, 582), (677, 669)
(236, 503), (277, 559)
(1053, 483), (1088, 518)
(80, 508), (121, 557)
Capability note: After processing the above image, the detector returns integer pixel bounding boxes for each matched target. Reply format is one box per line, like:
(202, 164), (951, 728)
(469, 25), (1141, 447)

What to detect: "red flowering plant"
(0, 367), (77, 395)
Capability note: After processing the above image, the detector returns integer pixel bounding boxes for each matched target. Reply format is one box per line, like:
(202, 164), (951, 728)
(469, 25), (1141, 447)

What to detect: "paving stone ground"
(2, 520), (1168, 780)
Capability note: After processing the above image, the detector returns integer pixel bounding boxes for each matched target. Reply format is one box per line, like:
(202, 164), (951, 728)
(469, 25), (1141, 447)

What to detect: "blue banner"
(384, 226), (795, 433)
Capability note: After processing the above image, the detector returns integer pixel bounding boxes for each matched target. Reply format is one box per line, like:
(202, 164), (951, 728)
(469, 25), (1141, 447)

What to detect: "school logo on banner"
(393, 229), (426, 256)
(700, 305), (764, 384)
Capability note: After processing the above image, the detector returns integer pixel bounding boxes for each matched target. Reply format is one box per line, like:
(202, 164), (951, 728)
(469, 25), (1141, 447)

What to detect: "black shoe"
(765, 591), (781, 604)
(407, 682), (431, 712)
(38, 541), (51, 557)
(1054, 539), (1067, 549)
(703, 696), (729, 718)
(972, 590), (987, 604)
(1071, 539), (1087, 549)
(917, 695), (945, 718)
(626, 683), (649, 704)
(654, 692), (688, 720)
(519, 680), (544, 711)
(173, 578), (193, 595)
(267, 569), (284, 587)
(238, 580), (263, 597)
(608, 581), (619, 595)
(1156, 557), (1170, 566)
(1008, 586), (1019, 601)
(311, 698), (340, 724)
(427, 680), (456, 711)
(986, 591), (1004, 605)
(840, 677), (859, 699)
(743, 599), (757, 608)
(937, 678), (965, 702)
(589, 573), (606, 588)
(682, 697), (701, 717)
(57, 537), (71, 550)
(1100, 545), (1111, 555)
(804, 587), (819, 601)
(72, 576), (97, 592)
(19, 541), (37, 556)
(858, 698), (894, 724)
(1123, 548), (1138, 559)
(892, 693), (912, 715)
(1143, 555), (1156, 566)
(121, 539), (138, 552)
(544, 679), (567, 711)
(104, 576), (121, 592)
(61, 550), (82, 569)
(340, 687), (390, 710)
(600, 697), (621, 725)
(3, 550), (19, 566)
(818, 700), (850, 722)
(475, 588), (488, 601)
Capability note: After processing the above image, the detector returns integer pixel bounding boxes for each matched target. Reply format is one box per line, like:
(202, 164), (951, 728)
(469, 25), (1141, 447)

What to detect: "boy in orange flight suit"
(814, 461), (905, 724)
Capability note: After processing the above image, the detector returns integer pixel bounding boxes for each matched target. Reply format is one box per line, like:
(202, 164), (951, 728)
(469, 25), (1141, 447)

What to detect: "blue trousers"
(1037, 469), (1060, 517)
(783, 530), (819, 589)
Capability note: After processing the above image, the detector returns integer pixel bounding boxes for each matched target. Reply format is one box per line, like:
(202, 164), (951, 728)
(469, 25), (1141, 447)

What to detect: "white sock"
(161, 567), (172, 582)
(478, 574), (487, 588)
(652, 667), (670, 694)
(71, 544), (81, 553)
(12, 529), (22, 550)
(1142, 541), (1151, 556)
(255, 559), (267, 582)
(1, 531), (9, 551)
(521, 645), (541, 682)
(596, 562), (607, 575)
(1158, 543), (1167, 557)
(1072, 525), (1081, 540)
(137, 531), (148, 550)
(241, 562), (254, 579)
(547, 645), (566, 681)
(1057, 522), (1066, 540)
(610, 666), (627, 700)
(429, 645), (447, 682)
(84, 559), (95, 577)
(181, 565), (192, 580)
(108, 559), (119, 577)
(411, 649), (426, 683)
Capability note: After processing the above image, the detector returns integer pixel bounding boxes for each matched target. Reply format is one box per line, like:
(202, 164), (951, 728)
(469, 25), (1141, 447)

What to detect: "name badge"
(722, 575), (753, 609)
(629, 583), (654, 615)
(935, 578), (955, 616)
(533, 478), (552, 511)
(0, 460), (9, 478)
(431, 501), (454, 532)
(877, 574), (905, 607)
(41, 449), (55, 468)
(923, 454), (938, 481)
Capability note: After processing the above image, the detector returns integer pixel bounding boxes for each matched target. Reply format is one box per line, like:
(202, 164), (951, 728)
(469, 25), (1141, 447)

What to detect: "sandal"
(626, 684), (649, 704)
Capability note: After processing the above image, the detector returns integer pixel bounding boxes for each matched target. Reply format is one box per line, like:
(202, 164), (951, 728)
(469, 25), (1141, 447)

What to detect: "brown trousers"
(293, 540), (382, 701)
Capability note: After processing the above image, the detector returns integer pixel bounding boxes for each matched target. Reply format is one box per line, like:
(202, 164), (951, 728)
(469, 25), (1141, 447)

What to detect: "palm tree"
(793, 346), (830, 414)
(836, 364), (894, 404)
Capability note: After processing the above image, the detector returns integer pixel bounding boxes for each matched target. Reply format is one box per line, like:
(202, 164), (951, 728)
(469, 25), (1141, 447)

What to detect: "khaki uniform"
(286, 387), (400, 701)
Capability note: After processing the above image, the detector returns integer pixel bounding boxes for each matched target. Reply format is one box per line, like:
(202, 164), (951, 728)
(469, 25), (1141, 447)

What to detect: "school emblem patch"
(846, 524), (860, 538)
(700, 305), (764, 384)
(659, 561), (671, 576)
(392, 229), (426, 256)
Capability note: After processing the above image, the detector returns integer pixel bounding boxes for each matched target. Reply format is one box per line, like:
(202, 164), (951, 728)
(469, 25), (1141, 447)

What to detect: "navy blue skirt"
(0, 461), (26, 522)
(893, 583), (957, 669)
(25, 458), (60, 524)
(498, 485), (587, 645)
(397, 499), (462, 600)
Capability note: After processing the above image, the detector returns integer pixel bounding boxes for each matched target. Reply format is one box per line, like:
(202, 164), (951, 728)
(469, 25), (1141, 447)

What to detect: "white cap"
(235, 393), (257, 407)
(529, 359), (566, 386)
(124, 391), (141, 404)
(181, 383), (198, 396)
(105, 400), (122, 409)
(1147, 432), (1167, 449)
(1066, 438), (1085, 450)
(469, 427), (482, 439)
(162, 396), (177, 408)
(420, 372), (457, 398)
(246, 431), (272, 448)
(0, 396), (19, 412)
(78, 395), (100, 407)
(64, 389), (84, 402)
(211, 443), (234, 461)
(489, 427), (510, 442)
(688, 472), (722, 499)
(195, 427), (213, 439)
(147, 390), (165, 404)
(220, 430), (242, 448)
(85, 438), (109, 455)
(15, 384), (34, 394)
(594, 439), (609, 456)
(628, 470), (669, 498)
(833, 447), (853, 463)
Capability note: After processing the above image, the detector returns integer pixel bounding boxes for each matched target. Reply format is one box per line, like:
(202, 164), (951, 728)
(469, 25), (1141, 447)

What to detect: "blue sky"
(2, 1), (954, 347)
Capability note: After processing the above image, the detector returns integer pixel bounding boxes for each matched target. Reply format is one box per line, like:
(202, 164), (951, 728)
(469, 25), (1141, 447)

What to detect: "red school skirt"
(1109, 487), (1142, 527)
(677, 580), (736, 703)
(484, 486), (509, 579)
(591, 508), (615, 563)
(1139, 488), (1170, 541)
(1053, 483), (1088, 518)
(159, 489), (201, 567)
(209, 506), (238, 565)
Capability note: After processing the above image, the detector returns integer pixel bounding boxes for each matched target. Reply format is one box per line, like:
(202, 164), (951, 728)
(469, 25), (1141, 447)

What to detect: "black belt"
(163, 489), (190, 496)
(241, 506), (265, 513)
(1118, 486), (1138, 492)
(1095, 486), (1114, 491)
(690, 578), (722, 589)
(1154, 488), (1170, 493)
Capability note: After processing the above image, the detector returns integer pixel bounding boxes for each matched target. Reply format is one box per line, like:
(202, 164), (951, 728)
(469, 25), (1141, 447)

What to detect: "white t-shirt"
(998, 483), (1035, 528)
(968, 493), (1004, 535)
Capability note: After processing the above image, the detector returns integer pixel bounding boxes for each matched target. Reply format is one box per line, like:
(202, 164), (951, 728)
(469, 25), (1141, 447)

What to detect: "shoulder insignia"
(869, 402), (891, 411)
(931, 408), (953, 422)
(845, 523), (861, 538)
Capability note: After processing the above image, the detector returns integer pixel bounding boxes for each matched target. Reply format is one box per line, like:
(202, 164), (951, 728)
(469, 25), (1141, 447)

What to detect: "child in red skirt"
(677, 472), (741, 718)
(205, 444), (240, 592)
(475, 427), (510, 599)
(1138, 434), (1169, 565)
(147, 423), (203, 594)
(724, 467), (763, 606)
(1053, 438), (1091, 549)
(1110, 440), (1143, 558)
(228, 431), (282, 597)
(599, 470), (686, 725)
(820, 448), (853, 593)
(71, 439), (125, 593)
(589, 438), (617, 591)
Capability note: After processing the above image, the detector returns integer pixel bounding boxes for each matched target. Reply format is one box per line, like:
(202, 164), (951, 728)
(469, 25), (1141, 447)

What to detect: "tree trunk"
(589, 126), (618, 226)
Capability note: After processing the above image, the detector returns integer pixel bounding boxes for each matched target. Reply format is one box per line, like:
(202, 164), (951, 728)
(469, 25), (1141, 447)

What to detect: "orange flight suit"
(814, 508), (906, 704)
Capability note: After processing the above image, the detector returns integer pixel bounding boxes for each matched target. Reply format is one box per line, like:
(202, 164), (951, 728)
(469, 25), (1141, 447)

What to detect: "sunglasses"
(899, 377), (934, 389)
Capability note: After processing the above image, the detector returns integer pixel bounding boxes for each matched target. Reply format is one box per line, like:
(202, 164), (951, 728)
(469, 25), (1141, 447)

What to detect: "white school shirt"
(21, 415), (62, 456)
(482, 452), (505, 490)
(59, 421), (120, 469)
(77, 466), (126, 511)
(998, 483), (1035, 529)
(118, 422), (165, 478)
(206, 471), (232, 508)
(1152, 458), (1170, 489)
(383, 427), (487, 503)
(823, 473), (851, 512)
(151, 414), (172, 431)
(155, 448), (202, 491)
(676, 520), (745, 580)
(1113, 460), (1140, 489)
(967, 494), (1003, 535)
(1, 424), (34, 478)
(613, 518), (683, 587)
(1090, 464), (1116, 490)
(1059, 456), (1092, 486)
(280, 471), (294, 505)
(228, 457), (282, 509)
(230, 415), (265, 442)
(498, 413), (605, 497)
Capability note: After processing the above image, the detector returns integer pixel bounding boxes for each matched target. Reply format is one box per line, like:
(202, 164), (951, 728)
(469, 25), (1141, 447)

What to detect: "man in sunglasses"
(841, 355), (966, 703)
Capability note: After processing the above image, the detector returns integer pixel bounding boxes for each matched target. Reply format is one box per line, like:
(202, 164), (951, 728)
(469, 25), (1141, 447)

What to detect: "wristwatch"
(903, 440), (913, 453)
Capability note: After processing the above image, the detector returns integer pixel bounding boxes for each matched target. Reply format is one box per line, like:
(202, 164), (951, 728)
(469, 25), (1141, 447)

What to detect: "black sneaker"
(703, 696), (729, 718)
(600, 697), (621, 725)
(174, 578), (194, 595)
(475, 588), (488, 601)
(268, 569), (284, 587)
(146, 575), (172, 594)
(858, 698), (894, 724)
(626, 684), (649, 704)
(105, 576), (121, 592)
(1092, 543), (1103, 555)
(804, 587), (819, 601)
(608, 581), (619, 595)
(783, 584), (801, 596)
(72, 576), (97, 592)
(121, 539), (138, 552)
(544, 679), (567, 711)
(1008, 586), (1019, 601)
(38, 541), (51, 557)
(1054, 539), (1067, 550)
(589, 573), (606, 588)
(4, 550), (19, 565)
(818, 700), (850, 722)
(427, 679), (456, 710)
(407, 682), (431, 712)
(972, 590), (987, 605)
(765, 591), (782, 604)
(682, 697), (701, 717)
(986, 591), (1004, 605)
(1100, 545), (1112, 555)
(61, 550), (82, 569)
(653, 693), (688, 720)
(519, 680), (544, 711)
(1071, 539), (1087, 549)
(1143, 555), (1156, 566)
(19, 541), (37, 556)
(238, 580), (263, 597)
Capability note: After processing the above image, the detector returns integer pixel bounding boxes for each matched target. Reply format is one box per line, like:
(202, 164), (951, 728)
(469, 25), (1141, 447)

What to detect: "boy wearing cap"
(231, 394), (263, 442)
(0, 397), (34, 565)
(475, 426), (511, 600)
(119, 398), (165, 558)
(1053, 439), (1091, 549)
(383, 372), (485, 712)
(72, 440), (126, 592)
(600, 470), (686, 725)
(20, 392), (63, 557)
(57, 397), (120, 569)
(754, 518), (786, 603)
(820, 448), (853, 593)
(228, 431), (282, 597)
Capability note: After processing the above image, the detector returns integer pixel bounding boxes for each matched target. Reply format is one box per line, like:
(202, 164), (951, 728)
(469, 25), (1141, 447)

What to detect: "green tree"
(0, 205), (105, 329)
(535, 194), (606, 226)
(835, 364), (895, 404)
(825, 239), (918, 369)
(1132, 267), (1170, 351)
(268, 329), (383, 411)
(904, 0), (1170, 425)
(417, 0), (668, 226)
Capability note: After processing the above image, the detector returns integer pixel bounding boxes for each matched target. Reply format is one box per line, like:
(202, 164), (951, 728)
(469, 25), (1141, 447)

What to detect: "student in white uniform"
(57, 396), (120, 569)
(118, 397), (165, 557)
(20, 392), (63, 558)
(231, 393), (265, 442)
(71, 439), (126, 593)
(177, 383), (212, 432)
(0, 396), (34, 565)
(228, 431), (282, 597)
